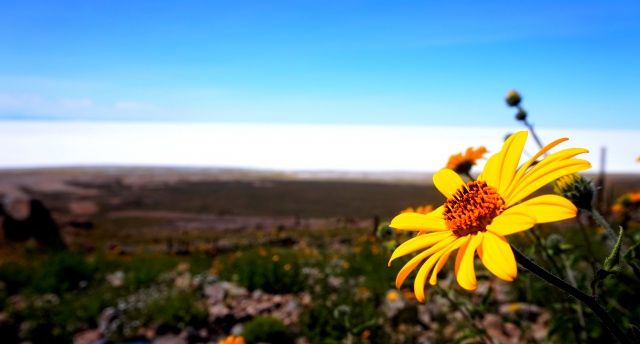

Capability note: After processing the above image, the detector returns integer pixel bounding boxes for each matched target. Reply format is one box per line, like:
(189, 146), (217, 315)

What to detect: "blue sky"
(0, 0), (638, 128)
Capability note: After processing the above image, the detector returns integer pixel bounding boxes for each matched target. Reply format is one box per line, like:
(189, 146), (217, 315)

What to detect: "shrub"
(241, 316), (294, 344)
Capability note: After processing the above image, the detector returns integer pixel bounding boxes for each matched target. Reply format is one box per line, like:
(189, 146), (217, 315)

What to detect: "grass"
(2, 169), (640, 343)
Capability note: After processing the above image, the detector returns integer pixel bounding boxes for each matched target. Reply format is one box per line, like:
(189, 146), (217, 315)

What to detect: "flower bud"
(515, 109), (527, 121)
(554, 174), (596, 212)
(505, 90), (522, 107)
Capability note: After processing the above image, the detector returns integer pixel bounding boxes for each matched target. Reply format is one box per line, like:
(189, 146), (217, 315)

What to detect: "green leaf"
(350, 318), (378, 335)
(590, 268), (613, 295)
(623, 241), (640, 262)
(453, 328), (486, 344)
(629, 324), (640, 343)
(604, 226), (624, 273)
(546, 315), (572, 340)
(629, 262), (640, 281)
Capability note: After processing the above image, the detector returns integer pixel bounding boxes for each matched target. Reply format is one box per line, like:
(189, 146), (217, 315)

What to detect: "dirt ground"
(1, 167), (639, 251)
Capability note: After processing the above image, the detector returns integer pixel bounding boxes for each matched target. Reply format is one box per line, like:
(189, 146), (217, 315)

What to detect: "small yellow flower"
(342, 262), (350, 269)
(611, 191), (640, 214)
(508, 302), (521, 313)
(217, 335), (245, 344)
(401, 205), (434, 215)
(389, 131), (590, 302)
(445, 146), (487, 175)
(284, 263), (292, 271)
(386, 291), (399, 301)
(272, 255), (280, 262)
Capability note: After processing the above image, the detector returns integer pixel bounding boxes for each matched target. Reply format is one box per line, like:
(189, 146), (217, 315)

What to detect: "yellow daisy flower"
(217, 335), (245, 344)
(445, 146), (487, 175)
(611, 191), (640, 214)
(388, 131), (590, 302)
(400, 204), (433, 215)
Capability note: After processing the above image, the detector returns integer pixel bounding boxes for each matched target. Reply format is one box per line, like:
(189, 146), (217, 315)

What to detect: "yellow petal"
(394, 234), (457, 289)
(456, 233), (483, 290)
(429, 237), (466, 285)
(414, 250), (447, 302)
(388, 231), (453, 265)
(454, 234), (471, 276)
(513, 146), (588, 182)
(389, 211), (447, 232)
(433, 169), (465, 198)
(486, 205), (536, 236)
(478, 131), (528, 190)
(496, 131), (528, 194)
(504, 137), (569, 184)
(519, 195), (577, 223)
(505, 159), (591, 205)
(501, 138), (569, 197)
(478, 232), (517, 281)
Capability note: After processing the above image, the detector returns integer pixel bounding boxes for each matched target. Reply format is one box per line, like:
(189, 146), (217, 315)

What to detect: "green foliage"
(113, 287), (208, 338)
(0, 261), (32, 295)
(296, 241), (388, 344)
(30, 251), (94, 294)
(120, 255), (183, 291)
(242, 316), (295, 344)
(604, 226), (624, 273)
(216, 246), (304, 293)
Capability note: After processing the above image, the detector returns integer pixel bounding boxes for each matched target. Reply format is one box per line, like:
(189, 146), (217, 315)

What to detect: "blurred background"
(1, 1), (640, 344)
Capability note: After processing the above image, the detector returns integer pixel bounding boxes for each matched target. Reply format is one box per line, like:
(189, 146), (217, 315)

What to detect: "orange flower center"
(443, 181), (505, 237)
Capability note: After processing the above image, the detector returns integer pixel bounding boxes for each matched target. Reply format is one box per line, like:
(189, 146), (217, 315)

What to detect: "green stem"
(587, 208), (618, 245)
(512, 246), (631, 344)
(520, 114), (547, 154)
(435, 285), (493, 344)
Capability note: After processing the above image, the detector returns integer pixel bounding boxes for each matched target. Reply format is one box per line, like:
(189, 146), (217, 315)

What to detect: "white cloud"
(0, 94), (46, 109)
(60, 98), (93, 107)
(115, 101), (156, 111)
(0, 122), (638, 173)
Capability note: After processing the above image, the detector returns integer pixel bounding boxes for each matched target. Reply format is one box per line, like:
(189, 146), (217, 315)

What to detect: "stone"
(72, 329), (102, 344)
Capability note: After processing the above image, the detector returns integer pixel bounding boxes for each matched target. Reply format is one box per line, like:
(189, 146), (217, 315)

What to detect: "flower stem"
(587, 208), (618, 245)
(518, 110), (546, 153)
(512, 246), (631, 344)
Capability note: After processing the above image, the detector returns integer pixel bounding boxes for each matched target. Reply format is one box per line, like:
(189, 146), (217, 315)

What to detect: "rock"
(230, 323), (244, 336)
(97, 307), (119, 334)
(208, 304), (231, 320)
(327, 276), (343, 289)
(416, 304), (431, 327)
(204, 283), (226, 303)
(73, 329), (102, 344)
(227, 283), (249, 298)
(174, 272), (192, 289)
(106, 271), (125, 288)
(0, 197), (66, 250)
(153, 333), (186, 344)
